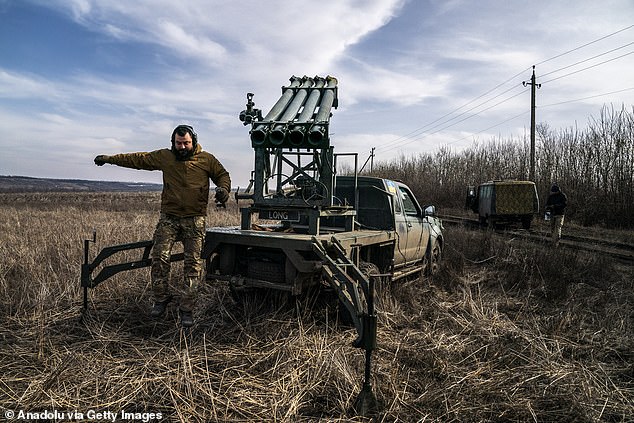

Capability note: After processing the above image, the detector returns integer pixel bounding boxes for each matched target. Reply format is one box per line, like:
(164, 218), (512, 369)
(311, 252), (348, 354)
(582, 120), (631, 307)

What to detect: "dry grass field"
(0, 192), (632, 422)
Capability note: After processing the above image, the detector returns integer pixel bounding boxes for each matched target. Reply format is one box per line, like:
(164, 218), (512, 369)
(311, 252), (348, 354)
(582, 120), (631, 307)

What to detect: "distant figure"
(94, 124), (231, 327)
(545, 183), (567, 247)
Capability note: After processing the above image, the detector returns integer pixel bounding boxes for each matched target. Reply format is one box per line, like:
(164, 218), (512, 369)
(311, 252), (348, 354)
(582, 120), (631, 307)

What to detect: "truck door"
(391, 183), (409, 266)
(398, 185), (428, 264)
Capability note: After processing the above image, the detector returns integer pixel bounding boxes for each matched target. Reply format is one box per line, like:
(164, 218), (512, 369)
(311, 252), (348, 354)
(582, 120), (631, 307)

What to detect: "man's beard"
(173, 148), (193, 161)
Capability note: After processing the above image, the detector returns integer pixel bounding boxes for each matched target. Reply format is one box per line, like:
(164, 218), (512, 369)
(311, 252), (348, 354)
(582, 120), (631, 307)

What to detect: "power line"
(374, 67), (532, 150)
(535, 24), (634, 66)
(443, 111), (529, 146)
(541, 50), (634, 84)
(442, 87), (634, 148)
(375, 83), (528, 152)
(540, 41), (634, 79)
(441, 88), (634, 146)
(378, 88), (528, 153)
(397, 87), (634, 153)
(539, 87), (634, 108)
(373, 25), (634, 154)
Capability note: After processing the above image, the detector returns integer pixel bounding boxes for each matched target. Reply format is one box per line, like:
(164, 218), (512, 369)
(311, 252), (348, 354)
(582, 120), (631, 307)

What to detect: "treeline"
(365, 104), (634, 228)
(0, 176), (162, 193)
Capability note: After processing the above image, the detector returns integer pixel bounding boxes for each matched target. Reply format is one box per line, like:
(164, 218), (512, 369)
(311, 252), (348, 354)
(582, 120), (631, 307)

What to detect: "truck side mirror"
(424, 205), (436, 217)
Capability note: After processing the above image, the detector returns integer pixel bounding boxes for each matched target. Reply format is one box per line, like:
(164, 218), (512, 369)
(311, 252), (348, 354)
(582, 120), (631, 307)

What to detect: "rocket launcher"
(246, 75), (338, 149)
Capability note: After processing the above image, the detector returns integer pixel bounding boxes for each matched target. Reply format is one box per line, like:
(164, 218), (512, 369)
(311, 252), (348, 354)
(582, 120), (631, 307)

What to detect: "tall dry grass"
(0, 192), (632, 422)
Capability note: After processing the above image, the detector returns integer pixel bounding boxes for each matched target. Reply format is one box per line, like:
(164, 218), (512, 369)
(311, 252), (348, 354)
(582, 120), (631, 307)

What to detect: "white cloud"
(0, 70), (57, 98)
(1, 0), (633, 187)
(338, 61), (451, 107)
(40, 113), (73, 125)
(155, 18), (227, 64)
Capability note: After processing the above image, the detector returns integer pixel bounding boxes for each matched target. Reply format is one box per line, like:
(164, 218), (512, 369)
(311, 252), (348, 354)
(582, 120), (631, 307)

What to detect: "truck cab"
(328, 176), (441, 267)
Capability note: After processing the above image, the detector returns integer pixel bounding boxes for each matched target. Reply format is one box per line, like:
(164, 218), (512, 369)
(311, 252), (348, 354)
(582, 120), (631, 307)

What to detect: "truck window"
(393, 192), (402, 214)
(399, 187), (420, 217)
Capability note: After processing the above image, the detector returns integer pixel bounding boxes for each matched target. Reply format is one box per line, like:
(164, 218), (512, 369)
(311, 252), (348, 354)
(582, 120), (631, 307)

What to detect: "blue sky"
(1, 0), (632, 188)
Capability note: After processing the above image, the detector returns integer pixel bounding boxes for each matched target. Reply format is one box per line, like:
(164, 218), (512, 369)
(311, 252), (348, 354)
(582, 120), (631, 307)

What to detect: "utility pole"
(523, 66), (541, 183)
(359, 148), (376, 173)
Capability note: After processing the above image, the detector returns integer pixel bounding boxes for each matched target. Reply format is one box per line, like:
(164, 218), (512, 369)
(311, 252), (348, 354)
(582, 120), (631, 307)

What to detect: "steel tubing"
(309, 76), (337, 145)
(270, 76), (314, 145)
(288, 76), (326, 146)
(251, 76), (303, 146)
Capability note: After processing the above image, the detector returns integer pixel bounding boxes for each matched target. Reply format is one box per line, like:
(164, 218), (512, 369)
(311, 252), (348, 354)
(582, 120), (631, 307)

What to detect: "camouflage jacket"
(106, 144), (231, 217)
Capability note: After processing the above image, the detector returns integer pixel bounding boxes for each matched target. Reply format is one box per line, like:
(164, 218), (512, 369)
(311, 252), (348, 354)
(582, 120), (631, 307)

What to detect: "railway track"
(438, 214), (634, 263)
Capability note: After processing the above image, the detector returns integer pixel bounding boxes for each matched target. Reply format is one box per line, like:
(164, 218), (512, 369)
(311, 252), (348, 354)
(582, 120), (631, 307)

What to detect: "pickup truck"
(204, 175), (444, 298)
(80, 175), (443, 343)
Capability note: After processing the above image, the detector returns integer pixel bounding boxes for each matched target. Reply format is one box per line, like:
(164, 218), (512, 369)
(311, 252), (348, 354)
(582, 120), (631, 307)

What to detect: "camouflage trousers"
(550, 214), (565, 246)
(151, 213), (206, 312)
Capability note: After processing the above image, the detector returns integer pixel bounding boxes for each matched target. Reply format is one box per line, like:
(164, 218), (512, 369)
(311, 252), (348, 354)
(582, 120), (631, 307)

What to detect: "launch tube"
(269, 77), (314, 145)
(288, 77), (326, 146)
(251, 76), (303, 146)
(309, 76), (337, 145)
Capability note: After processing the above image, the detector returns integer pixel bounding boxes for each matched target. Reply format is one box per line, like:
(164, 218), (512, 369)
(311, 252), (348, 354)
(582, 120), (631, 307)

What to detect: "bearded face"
(172, 132), (194, 160)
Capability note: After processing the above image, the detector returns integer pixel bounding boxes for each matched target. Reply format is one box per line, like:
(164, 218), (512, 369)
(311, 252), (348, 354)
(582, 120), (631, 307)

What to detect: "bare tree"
(371, 104), (634, 228)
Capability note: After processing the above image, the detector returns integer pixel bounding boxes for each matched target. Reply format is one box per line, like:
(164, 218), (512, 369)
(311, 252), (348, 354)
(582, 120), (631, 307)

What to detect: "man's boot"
(150, 297), (171, 318)
(179, 309), (194, 327)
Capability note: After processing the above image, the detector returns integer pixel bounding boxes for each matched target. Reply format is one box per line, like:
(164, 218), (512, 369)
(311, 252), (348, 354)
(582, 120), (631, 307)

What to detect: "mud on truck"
(81, 75), (443, 411)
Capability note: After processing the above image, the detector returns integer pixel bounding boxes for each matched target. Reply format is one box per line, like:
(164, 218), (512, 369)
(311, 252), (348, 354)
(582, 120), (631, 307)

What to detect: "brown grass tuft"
(1, 192), (632, 422)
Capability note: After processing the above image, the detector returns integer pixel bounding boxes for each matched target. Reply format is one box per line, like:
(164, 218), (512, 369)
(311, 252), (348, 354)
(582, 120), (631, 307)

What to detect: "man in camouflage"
(545, 183), (567, 247)
(94, 124), (231, 327)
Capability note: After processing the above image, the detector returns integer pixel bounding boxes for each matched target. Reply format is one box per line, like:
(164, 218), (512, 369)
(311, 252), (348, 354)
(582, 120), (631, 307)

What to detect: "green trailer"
(466, 180), (539, 229)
